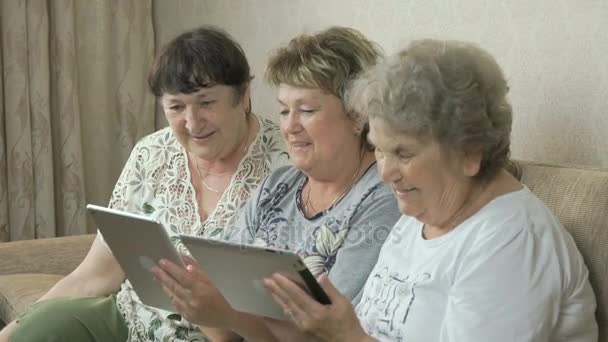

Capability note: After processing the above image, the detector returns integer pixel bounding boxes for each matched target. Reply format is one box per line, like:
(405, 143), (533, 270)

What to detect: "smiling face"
(161, 84), (250, 161)
(277, 84), (360, 177)
(368, 117), (482, 228)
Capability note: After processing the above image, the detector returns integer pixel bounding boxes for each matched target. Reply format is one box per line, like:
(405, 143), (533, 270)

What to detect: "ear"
(348, 110), (364, 135)
(239, 83), (252, 113)
(462, 150), (483, 177)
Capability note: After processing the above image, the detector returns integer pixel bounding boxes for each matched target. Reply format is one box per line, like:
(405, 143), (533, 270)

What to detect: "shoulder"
(261, 165), (302, 190)
(351, 163), (398, 206)
(258, 116), (280, 134)
(122, 126), (183, 169)
(257, 116), (283, 145)
(130, 127), (179, 154)
(467, 187), (563, 242)
(457, 187), (583, 275)
(253, 115), (289, 164)
(136, 126), (176, 146)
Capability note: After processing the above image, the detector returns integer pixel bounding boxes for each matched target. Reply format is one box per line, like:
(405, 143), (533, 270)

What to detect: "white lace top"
(103, 116), (288, 341)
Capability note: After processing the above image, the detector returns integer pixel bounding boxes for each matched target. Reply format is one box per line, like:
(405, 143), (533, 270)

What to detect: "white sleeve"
(440, 223), (559, 342)
(95, 141), (144, 251)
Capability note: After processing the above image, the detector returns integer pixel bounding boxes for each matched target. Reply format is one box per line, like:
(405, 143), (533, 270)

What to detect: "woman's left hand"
(151, 255), (236, 329)
(263, 273), (369, 342)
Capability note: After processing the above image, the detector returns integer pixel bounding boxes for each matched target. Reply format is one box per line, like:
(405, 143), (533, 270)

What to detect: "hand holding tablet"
(87, 204), (186, 312)
(180, 235), (331, 320)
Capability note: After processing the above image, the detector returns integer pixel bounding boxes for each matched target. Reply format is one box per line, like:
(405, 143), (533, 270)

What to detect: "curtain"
(0, 0), (156, 242)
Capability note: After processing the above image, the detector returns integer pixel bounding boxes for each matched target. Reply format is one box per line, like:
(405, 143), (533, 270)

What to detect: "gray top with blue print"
(228, 163), (401, 303)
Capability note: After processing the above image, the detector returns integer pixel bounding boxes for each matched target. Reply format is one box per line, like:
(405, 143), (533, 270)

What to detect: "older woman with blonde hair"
(264, 39), (599, 341)
(151, 27), (400, 341)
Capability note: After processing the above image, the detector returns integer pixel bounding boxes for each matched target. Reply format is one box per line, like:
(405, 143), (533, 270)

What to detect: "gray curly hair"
(349, 39), (512, 183)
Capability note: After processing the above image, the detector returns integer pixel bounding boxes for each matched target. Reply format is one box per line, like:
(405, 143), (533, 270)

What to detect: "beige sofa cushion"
(0, 274), (62, 323)
(517, 161), (608, 342)
(0, 234), (95, 324)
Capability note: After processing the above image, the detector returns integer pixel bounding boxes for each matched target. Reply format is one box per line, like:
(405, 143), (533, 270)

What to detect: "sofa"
(0, 160), (607, 340)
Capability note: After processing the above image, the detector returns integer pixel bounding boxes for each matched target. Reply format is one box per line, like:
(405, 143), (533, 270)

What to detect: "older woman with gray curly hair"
(264, 39), (598, 341)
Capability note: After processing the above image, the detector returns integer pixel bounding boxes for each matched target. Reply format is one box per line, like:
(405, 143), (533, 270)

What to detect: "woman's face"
(368, 117), (481, 228)
(162, 85), (249, 161)
(277, 84), (360, 176)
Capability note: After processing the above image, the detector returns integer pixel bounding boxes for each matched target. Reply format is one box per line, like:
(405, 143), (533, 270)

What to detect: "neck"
(303, 150), (374, 218)
(195, 115), (256, 175)
(423, 170), (522, 239)
(307, 149), (370, 194)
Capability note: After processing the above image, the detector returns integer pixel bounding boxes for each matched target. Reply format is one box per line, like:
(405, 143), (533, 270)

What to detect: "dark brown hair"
(148, 26), (253, 98)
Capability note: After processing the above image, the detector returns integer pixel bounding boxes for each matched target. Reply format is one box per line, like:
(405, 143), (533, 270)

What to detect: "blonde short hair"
(265, 26), (382, 103)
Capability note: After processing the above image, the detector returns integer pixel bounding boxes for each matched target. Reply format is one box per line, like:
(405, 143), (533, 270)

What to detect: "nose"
(378, 153), (401, 184)
(184, 106), (205, 132)
(281, 112), (302, 134)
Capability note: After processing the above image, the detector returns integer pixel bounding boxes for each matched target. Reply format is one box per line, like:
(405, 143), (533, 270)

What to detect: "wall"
(153, 0), (608, 168)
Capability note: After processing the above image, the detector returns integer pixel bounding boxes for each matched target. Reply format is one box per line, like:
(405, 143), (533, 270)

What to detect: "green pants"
(11, 295), (128, 342)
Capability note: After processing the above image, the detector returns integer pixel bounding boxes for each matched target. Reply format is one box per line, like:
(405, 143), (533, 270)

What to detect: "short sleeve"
(96, 141), (144, 250)
(328, 190), (400, 304)
(440, 223), (560, 341)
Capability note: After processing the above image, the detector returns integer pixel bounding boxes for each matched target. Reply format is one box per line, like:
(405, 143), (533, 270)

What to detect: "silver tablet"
(180, 234), (331, 320)
(87, 204), (185, 312)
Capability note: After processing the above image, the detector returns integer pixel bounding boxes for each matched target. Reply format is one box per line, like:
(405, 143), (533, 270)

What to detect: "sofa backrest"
(512, 160), (608, 341)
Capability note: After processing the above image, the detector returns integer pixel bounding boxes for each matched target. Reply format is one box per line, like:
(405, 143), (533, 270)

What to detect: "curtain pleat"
(0, 0), (155, 242)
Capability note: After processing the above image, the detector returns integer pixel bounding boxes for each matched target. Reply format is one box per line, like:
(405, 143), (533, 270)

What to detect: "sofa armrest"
(0, 234), (96, 276)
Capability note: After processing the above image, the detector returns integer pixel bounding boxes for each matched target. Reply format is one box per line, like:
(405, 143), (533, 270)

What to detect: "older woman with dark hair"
(264, 39), (599, 342)
(1, 26), (289, 342)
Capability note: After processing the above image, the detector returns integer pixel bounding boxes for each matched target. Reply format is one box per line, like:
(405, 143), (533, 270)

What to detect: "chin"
(189, 145), (217, 160)
(290, 158), (311, 172)
(398, 202), (421, 217)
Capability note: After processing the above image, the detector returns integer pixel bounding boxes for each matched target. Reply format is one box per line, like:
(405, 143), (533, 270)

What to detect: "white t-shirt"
(356, 187), (598, 342)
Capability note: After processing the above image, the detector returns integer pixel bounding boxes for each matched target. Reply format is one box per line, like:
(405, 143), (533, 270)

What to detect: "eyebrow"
(195, 92), (213, 99)
(276, 97), (322, 107)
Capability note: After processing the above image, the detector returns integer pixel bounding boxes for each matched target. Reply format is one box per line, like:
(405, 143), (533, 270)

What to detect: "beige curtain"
(0, 0), (156, 242)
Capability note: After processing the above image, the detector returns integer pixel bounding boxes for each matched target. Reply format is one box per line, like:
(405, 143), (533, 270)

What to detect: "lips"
(192, 130), (216, 140)
(290, 141), (311, 148)
(394, 186), (416, 195)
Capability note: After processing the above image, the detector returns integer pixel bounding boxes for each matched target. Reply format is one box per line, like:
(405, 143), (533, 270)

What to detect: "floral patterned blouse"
(104, 116), (288, 341)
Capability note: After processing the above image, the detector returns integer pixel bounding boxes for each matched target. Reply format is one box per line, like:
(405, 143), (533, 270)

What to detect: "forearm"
(36, 237), (125, 302)
(233, 314), (278, 342)
(196, 311), (277, 342)
(198, 326), (240, 342)
(227, 311), (278, 342)
(40, 272), (121, 302)
(0, 320), (17, 341)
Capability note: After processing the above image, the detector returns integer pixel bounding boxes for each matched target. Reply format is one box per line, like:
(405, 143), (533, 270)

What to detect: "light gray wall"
(153, 0), (608, 168)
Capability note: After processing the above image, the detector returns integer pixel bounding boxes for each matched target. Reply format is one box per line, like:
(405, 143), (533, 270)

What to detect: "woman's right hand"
(263, 273), (375, 342)
(152, 255), (239, 329)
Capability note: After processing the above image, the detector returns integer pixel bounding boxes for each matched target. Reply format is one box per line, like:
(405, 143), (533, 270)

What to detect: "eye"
(168, 104), (184, 111)
(397, 152), (413, 162)
(279, 109), (289, 116)
(301, 109), (315, 115)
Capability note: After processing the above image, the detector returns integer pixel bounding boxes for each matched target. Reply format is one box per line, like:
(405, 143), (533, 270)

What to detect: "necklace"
(196, 159), (222, 193)
(303, 157), (363, 216)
